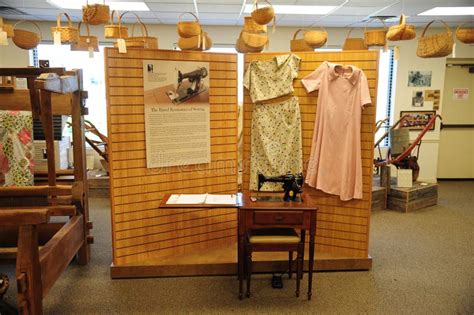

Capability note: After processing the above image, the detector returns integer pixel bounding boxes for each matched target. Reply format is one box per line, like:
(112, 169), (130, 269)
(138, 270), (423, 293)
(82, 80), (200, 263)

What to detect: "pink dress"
(302, 62), (372, 201)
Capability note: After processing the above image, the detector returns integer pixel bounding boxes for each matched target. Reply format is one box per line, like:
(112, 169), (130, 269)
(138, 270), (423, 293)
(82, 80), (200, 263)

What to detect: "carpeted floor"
(1, 181), (473, 314)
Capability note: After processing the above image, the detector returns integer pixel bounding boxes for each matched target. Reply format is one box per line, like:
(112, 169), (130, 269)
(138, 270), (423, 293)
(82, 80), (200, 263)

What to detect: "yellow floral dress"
(244, 54), (303, 191)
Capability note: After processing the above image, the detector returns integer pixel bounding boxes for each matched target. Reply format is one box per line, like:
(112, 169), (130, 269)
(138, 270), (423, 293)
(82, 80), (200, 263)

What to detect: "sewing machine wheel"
(0, 274), (9, 299)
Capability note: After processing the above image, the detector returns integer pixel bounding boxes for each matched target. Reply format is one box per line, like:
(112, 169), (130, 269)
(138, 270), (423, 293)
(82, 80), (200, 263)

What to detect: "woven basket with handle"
(364, 18), (387, 47)
(104, 10), (128, 39)
(455, 23), (474, 44)
(303, 27), (328, 48)
(416, 20), (453, 58)
(12, 20), (42, 50)
(113, 12), (158, 49)
(178, 31), (212, 51)
(251, 0), (275, 26)
(0, 17), (14, 38)
(177, 12), (201, 38)
(71, 22), (99, 52)
(386, 14), (416, 41)
(243, 16), (267, 34)
(241, 31), (268, 48)
(290, 29), (313, 52)
(235, 34), (264, 53)
(51, 12), (79, 44)
(82, 0), (110, 25)
(342, 28), (368, 50)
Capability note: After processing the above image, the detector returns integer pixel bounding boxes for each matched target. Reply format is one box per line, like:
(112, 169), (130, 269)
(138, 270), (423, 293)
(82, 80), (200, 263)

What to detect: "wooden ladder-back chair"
(0, 67), (93, 315)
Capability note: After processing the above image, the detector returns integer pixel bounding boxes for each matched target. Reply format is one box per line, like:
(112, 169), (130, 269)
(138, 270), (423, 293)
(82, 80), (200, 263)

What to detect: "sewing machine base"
(252, 196), (303, 203)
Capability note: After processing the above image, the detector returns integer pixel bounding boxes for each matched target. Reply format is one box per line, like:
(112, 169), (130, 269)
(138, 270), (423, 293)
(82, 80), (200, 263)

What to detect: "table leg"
(238, 234), (245, 300)
(308, 214), (316, 301)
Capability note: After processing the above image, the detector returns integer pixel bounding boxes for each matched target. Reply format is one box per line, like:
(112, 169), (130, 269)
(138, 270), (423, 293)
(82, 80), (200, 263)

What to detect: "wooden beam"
(0, 185), (72, 197)
(0, 67), (65, 77)
(0, 208), (50, 225)
(35, 75), (78, 94)
(0, 90), (72, 114)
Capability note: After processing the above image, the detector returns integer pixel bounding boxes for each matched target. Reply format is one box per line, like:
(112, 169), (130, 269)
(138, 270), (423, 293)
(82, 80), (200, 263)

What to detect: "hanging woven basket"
(455, 23), (474, 44)
(364, 18), (387, 47)
(113, 12), (158, 49)
(290, 29), (313, 52)
(386, 14), (416, 41)
(342, 28), (368, 50)
(104, 10), (128, 39)
(416, 20), (453, 58)
(177, 12), (202, 38)
(241, 31), (268, 48)
(82, 0), (110, 25)
(251, 0), (275, 25)
(0, 17), (14, 38)
(12, 20), (42, 50)
(243, 16), (267, 34)
(51, 12), (79, 44)
(71, 22), (99, 52)
(303, 27), (328, 48)
(178, 31), (212, 51)
(235, 35), (264, 53)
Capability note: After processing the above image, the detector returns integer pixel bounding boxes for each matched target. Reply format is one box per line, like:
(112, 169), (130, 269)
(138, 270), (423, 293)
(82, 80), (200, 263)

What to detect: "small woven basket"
(178, 32), (212, 51)
(290, 29), (313, 52)
(342, 28), (367, 50)
(416, 20), (453, 58)
(241, 31), (268, 48)
(303, 27), (328, 48)
(177, 12), (201, 38)
(0, 17), (14, 38)
(104, 10), (128, 39)
(71, 22), (99, 52)
(82, 0), (110, 25)
(386, 14), (416, 41)
(12, 20), (42, 50)
(251, 0), (275, 25)
(51, 12), (79, 44)
(243, 16), (267, 34)
(456, 23), (474, 44)
(364, 19), (387, 47)
(235, 35), (264, 53)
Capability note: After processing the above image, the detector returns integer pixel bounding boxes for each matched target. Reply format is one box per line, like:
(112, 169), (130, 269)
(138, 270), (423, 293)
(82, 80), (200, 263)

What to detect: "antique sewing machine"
(166, 67), (208, 104)
(256, 172), (304, 202)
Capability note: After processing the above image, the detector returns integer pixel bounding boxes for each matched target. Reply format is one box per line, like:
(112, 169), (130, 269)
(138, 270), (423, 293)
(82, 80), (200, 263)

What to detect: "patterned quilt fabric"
(0, 111), (34, 186)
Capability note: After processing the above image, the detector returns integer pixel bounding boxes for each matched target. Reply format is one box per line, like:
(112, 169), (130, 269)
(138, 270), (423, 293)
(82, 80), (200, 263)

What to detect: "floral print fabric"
(0, 111), (34, 186)
(244, 54), (303, 191)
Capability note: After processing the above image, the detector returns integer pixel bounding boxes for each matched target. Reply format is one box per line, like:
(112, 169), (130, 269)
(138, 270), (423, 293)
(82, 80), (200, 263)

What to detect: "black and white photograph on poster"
(412, 91), (424, 107)
(408, 71), (432, 87)
(143, 60), (211, 169)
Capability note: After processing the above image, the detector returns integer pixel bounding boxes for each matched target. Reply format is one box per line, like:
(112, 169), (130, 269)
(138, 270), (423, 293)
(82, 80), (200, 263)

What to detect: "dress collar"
(327, 62), (360, 85)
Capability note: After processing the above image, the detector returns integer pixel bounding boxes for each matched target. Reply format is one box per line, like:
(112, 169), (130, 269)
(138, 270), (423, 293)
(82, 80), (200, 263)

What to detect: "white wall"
(2, 20), (473, 178)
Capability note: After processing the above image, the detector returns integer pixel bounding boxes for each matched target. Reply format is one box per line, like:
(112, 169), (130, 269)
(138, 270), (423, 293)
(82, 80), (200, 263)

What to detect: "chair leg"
(288, 251), (293, 279)
(296, 244), (304, 297)
(246, 245), (252, 298)
(300, 230), (306, 280)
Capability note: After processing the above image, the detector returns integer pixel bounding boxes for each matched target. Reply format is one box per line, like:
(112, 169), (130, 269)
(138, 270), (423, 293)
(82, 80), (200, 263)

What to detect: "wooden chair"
(244, 228), (305, 298)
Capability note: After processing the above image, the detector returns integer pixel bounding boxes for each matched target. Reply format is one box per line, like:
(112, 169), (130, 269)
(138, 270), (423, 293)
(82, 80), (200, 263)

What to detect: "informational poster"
(453, 88), (469, 101)
(424, 89), (440, 110)
(143, 60), (211, 169)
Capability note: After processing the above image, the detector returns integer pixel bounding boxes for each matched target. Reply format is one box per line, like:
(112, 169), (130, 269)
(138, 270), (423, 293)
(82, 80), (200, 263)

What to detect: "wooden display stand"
(388, 182), (438, 212)
(106, 49), (378, 278)
(0, 68), (92, 314)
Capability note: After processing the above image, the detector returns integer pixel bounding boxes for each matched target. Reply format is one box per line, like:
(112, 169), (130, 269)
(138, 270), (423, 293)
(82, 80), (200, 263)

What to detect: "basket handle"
(399, 14), (407, 26)
(120, 11), (148, 37)
(13, 20), (43, 37)
(77, 21), (92, 37)
(86, 0), (106, 4)
(364, 17), (387, 32)
(293, 28), (305, 40)
(421, 19), (451, 37)
(455, 22), (473, 33)
(178, 12), (200, 23)
(253, 0), (273, 11)
(57, 12), (74, 28)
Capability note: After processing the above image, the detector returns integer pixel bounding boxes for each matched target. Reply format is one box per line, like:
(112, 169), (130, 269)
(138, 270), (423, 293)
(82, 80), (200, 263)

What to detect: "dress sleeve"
(301, 62), (326, 93)
(359, 71), (372, 108)
(290, 55), (301, 80)
(243, 63), (251, 90)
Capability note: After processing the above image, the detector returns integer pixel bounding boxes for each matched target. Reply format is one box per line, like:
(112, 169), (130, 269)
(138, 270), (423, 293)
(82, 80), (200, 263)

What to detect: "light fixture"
(244, 4), (337, 15)
(418, 7), (474, 16)
(47, 0), (150, 11)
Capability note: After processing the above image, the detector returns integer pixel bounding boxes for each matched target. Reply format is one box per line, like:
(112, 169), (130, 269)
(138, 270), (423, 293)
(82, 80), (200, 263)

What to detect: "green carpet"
(1, 181), (473, 314)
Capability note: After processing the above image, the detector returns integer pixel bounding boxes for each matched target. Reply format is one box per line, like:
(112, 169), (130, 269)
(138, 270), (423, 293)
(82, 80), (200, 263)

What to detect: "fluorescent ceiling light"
(47, 0), (150, 11)
(418, 7), (474, 16)
(244, 5), (337, 15)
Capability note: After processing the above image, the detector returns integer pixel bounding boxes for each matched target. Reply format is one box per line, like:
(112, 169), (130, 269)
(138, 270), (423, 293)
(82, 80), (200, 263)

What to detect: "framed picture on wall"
(400, 111), (436, 130)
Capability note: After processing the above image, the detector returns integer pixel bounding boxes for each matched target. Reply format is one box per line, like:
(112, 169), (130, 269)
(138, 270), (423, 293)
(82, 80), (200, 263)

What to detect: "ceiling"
(0, 0), (473, 27)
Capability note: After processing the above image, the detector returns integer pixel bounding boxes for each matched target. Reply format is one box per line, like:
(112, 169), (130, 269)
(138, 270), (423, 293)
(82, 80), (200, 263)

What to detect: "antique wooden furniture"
(0, 67), (92, 314)
(238, 192), (318, 300)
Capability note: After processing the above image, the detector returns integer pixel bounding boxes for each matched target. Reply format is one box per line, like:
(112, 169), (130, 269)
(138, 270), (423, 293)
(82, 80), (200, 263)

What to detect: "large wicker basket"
(113, 12), (158, 49)
(364, 19), (387, 47)
(241, 31), (268, 48)
(51, 12), (79, 44)
(290, 29), (313, 52)
(178, 32), (212, 51)
(12, 20), (42, 50)
(82, 0), (110, 25)
(243, 16), (267, 33)
(386, 14), (416, 41)
(342, 28), (367, 50)
(104, 10), (128, 39)
(0, 17), (14, 38)
(235, 35), (264, 53)
(177, 12), (201, 38)
(416, 20), (453, 58)
(71, 22), (99, 52)
(456, 23), (474, 44)
(251, 0), (275, 25)
(303, 27), (328, 48)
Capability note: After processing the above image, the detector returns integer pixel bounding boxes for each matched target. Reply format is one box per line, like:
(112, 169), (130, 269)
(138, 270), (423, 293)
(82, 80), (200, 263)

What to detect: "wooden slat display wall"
(105, 48), (239, 266)
(242, 51), (379, 259)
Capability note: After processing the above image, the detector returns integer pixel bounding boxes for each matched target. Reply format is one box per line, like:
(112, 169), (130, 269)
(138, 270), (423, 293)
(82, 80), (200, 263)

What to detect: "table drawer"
(253, 211), (304, 225)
